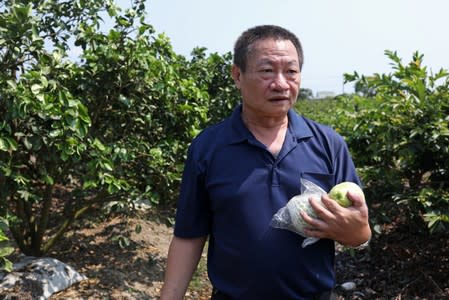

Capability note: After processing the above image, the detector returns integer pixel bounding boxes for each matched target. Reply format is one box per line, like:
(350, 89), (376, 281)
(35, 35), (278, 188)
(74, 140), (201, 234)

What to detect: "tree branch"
(35, 183), (54, 255)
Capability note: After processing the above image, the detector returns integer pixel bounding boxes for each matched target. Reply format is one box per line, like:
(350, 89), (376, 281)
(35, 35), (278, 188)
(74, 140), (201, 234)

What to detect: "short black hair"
(233, 25), (304, 72)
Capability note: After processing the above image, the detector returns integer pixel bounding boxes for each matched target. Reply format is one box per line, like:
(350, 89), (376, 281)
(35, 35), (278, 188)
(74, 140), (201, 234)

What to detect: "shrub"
(343, 50), (449, 231)
(0, 0), (236, 256)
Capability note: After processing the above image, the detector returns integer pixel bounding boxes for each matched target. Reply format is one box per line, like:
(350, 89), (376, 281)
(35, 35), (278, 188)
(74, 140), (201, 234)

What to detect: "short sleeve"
(173, 141), (211, 238)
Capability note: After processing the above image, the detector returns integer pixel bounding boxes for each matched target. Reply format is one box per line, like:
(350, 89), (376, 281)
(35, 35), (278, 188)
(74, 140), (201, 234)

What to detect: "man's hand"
(300, 190), (371, 247)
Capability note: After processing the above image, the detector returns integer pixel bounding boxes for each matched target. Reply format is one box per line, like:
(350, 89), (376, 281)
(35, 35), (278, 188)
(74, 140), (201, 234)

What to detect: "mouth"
(268, 96), (290, 102)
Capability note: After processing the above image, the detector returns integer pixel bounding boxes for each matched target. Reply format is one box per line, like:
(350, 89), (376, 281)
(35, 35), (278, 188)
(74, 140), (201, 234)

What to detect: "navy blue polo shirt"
(174, 105), (361, 299)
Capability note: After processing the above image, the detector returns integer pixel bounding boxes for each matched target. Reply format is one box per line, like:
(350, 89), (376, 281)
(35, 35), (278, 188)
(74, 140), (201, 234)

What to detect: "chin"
(270, 100), (292, 109)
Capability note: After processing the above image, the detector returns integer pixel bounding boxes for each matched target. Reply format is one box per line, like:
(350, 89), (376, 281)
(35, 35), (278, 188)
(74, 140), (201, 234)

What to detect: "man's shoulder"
(291, 111), (342, 139)
(195, 118), (229, 140)
(190, 117), (232, 153)
(303, 116), (338, 134)
(293, 114), (349, 155)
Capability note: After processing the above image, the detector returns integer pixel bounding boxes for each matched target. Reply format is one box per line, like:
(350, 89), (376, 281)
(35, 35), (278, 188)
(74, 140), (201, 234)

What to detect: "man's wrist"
(346, 224), (372, 249)
(336, 231), (371, 250)
(348, 238), (370, 250)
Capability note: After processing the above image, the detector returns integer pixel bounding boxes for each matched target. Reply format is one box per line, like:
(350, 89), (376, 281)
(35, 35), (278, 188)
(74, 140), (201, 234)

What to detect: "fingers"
(320, 194), (341, 213)
(301, 196), (335, 236)
(300, 210), (327, 238)
(300, 208), (323, 227)
(301, 192), (370, 244)
(345, 190), (366, 208)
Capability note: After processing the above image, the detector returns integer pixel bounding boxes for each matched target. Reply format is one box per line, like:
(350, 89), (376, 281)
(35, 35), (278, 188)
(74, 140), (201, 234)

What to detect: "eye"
(286, 69), (300, 79)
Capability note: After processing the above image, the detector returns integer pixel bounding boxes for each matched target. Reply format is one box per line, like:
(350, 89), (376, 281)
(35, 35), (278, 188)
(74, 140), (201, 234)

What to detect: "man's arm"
(301, 190), (371, 247)
(160, 236), (207, 300)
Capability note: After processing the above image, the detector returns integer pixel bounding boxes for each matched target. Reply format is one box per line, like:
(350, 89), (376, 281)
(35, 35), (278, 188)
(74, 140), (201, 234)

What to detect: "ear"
(231, 64), (242, 89)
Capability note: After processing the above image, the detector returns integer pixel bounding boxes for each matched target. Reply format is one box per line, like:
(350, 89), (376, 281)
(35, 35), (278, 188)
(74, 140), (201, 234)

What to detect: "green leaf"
(117, 16), (130, 27)
(76, 122), (89, 137)
(0, 137), (18, 151)
(135, 224), (142, 234)
(439, 127), (449, 136)
(83, 180), (98, 189)
(118, 237), (130, 249)
(31, 84), (43, 95)
(415, 80), (426, 101)
(77, 103), (91, 124)
(13, 4), (32, 21)
(49, 129), (63, 138)
(102, 161), (114, 172)
(31, 24), (40, 41)
(44, 175), (54, 185)
(0, 138), (8, 151)
(1, 259), (13, 272)
(92, 138), (106, 151)
(108, 29), (121, 40)
(0, 247), (15, 257)
(7, 80), (17, 90)
(0, 234), (9, 242)
(107, 6), (118, 17)
(23, 137), (33, 150)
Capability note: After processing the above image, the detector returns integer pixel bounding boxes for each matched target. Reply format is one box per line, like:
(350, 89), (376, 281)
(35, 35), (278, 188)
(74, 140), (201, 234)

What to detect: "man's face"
(232, 38), (301, 119)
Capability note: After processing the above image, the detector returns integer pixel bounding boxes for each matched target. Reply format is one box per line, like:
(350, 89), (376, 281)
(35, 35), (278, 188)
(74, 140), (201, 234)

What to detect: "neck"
(242, 111), (288, 155)
(243, 116), (288, 133)
(241, 109), (289, 129)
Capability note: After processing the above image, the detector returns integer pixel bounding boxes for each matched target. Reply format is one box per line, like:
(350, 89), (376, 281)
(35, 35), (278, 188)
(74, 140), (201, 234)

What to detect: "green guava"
(328, 182), (364, 207)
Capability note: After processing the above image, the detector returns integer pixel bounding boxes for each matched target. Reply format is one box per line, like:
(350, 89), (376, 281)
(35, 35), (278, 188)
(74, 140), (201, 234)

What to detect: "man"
(160, 25), (371, 300)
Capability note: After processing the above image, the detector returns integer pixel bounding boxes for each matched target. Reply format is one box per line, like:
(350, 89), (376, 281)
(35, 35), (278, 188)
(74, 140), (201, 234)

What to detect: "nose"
(270, 73), (289, 90)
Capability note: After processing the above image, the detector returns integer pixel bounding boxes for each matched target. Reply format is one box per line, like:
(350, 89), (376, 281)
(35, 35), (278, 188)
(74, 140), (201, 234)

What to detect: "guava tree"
(187, 47), (240, 125)
(343, 50), (449, 231)
(0, 0), (226, 256)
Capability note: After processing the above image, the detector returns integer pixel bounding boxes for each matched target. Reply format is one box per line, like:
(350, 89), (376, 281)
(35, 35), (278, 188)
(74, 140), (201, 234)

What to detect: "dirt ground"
(49, 213), (212, 300)
(5, 206), (449, 300)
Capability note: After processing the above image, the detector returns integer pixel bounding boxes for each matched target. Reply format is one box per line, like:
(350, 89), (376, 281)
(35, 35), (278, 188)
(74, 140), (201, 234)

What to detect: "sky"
(116, 0), (449, 95)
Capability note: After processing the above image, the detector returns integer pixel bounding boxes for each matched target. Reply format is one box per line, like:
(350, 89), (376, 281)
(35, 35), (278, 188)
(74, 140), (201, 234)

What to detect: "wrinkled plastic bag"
(270, 178), (327, 248)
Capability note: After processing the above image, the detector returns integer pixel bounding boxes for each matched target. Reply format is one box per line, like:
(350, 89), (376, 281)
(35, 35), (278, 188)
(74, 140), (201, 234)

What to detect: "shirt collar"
(227, 104), (313, 145)
(287, 107), (314, 140)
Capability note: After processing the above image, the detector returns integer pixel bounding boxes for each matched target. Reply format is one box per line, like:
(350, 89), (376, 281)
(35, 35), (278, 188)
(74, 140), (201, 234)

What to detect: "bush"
(0, 0), (237, 256)
(343, 50), (449, 232)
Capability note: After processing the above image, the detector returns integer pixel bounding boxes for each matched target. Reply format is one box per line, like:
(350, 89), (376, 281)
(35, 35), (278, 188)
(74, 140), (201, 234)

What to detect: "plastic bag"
(270, 178), (327, 248)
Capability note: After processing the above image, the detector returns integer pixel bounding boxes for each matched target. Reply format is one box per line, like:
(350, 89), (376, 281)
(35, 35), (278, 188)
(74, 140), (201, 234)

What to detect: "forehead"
(248, 38), (299, 64)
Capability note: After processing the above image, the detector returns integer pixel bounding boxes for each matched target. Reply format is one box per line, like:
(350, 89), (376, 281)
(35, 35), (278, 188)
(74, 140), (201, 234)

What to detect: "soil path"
(17, 212), (448, 299)
(51, 215), (211, 299)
